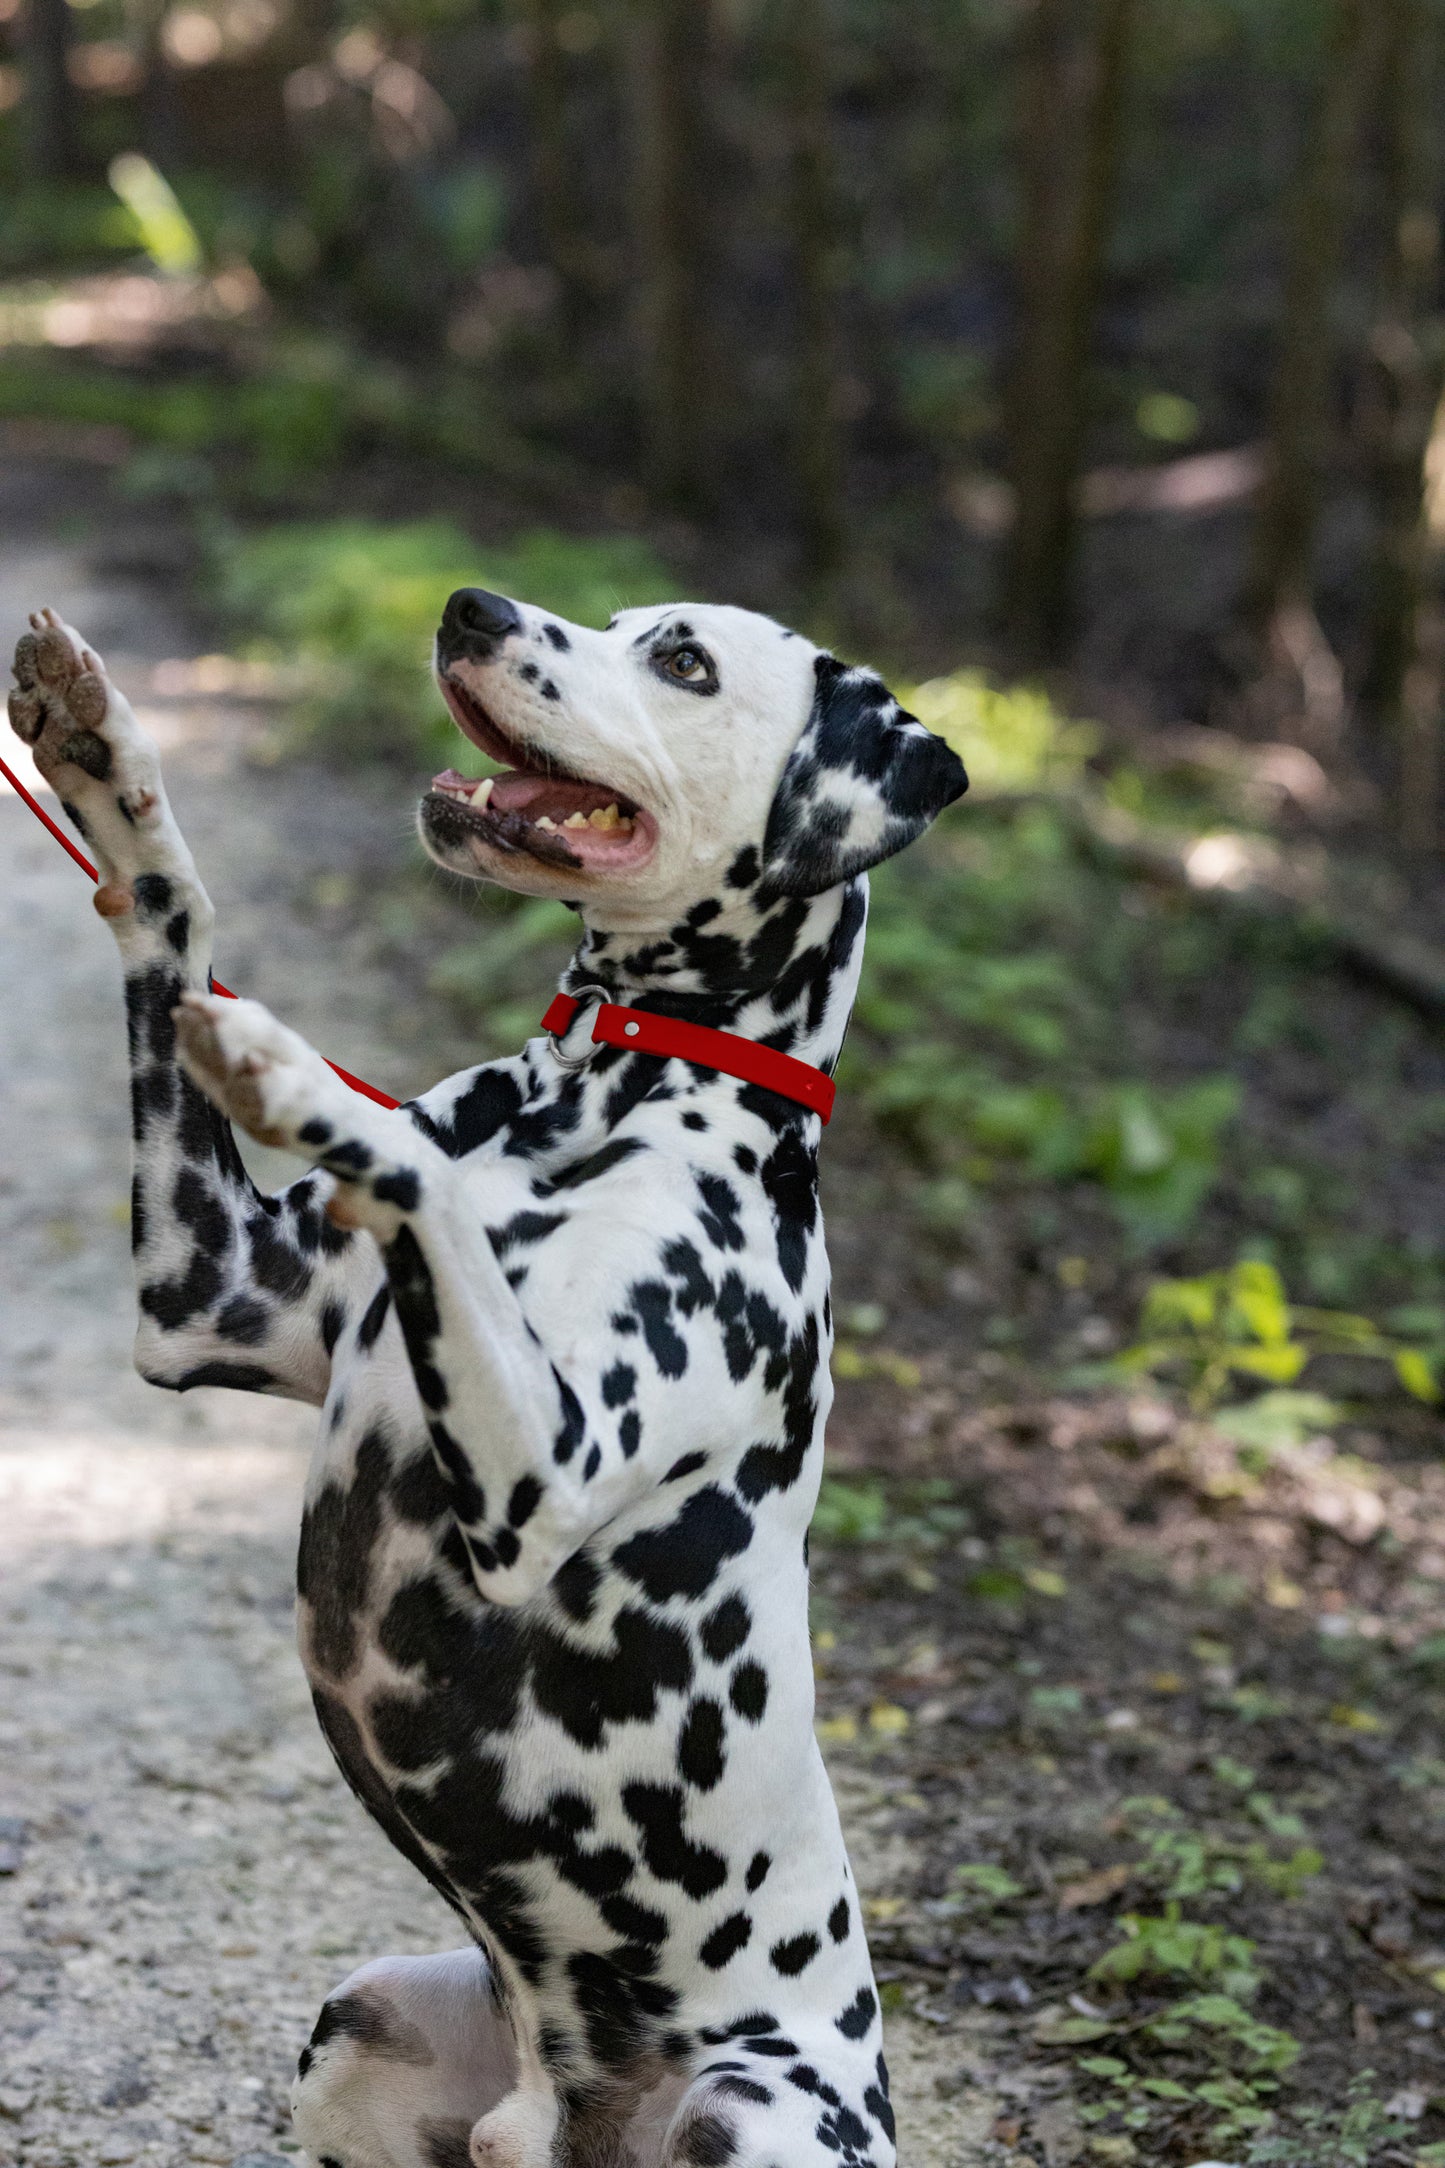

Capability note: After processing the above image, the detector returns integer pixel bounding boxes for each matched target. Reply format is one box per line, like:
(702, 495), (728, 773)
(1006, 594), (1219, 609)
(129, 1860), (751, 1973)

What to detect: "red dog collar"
(542, 992), (836, 1123)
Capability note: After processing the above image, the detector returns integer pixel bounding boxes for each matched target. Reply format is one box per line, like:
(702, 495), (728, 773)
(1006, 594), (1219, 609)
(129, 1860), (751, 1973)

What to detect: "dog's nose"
(440, 588), (523, 656)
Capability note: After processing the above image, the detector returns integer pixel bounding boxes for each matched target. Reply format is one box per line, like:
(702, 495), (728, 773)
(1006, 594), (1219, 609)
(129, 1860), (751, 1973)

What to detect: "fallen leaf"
(868, 1702), (910, 1737)
(1329, 1703), (1386, 1733)
(1058, 1864), (1132, 1912)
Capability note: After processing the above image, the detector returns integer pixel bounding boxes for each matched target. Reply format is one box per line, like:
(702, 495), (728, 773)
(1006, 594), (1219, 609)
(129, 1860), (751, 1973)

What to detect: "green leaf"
(1396, 1347), (1441, 1403)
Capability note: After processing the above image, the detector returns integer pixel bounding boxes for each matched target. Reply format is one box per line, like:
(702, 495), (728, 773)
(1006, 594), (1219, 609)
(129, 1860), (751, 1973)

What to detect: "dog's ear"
(761, 655), (968, 897)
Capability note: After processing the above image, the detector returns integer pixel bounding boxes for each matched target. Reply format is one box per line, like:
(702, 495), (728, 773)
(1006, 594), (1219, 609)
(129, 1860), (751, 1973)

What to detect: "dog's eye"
(665, 647), (710, 683)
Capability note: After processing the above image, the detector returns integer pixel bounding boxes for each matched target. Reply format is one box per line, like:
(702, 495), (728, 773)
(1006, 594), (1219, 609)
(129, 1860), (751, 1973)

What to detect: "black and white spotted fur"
(8, 596), (966, 2168)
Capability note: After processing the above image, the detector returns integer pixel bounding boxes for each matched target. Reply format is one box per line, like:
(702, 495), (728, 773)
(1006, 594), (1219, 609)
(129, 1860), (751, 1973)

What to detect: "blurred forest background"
(7, 3), (1445, 2161)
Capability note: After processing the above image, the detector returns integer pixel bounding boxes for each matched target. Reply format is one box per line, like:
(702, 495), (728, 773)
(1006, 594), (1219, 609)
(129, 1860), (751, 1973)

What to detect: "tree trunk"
(1358, 0), (1444, 847)
(782, 0), (844, 598)
(1246, 0), (1370, 639)
(21, 0), (83, 180)
(523, 0), (590, 337)
(628, 0), (714, 516)
(1000, 0), (1137, 665)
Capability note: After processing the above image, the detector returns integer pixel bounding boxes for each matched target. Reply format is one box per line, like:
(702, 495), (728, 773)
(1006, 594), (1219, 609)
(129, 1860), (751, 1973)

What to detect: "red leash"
(0, 748), (399, 1109)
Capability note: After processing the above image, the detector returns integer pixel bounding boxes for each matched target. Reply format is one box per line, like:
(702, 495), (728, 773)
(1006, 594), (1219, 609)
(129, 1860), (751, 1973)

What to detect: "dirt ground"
(0, 447), (965, 2168)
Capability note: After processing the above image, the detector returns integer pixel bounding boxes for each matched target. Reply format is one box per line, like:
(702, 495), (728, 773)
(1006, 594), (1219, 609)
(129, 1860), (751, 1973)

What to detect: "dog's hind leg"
(292, 1948), (519, 2168)
(7, 612), (381, 1405)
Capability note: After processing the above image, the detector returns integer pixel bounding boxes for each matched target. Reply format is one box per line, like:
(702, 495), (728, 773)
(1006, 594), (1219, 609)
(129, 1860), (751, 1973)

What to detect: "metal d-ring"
(547, 983), (612, 1070)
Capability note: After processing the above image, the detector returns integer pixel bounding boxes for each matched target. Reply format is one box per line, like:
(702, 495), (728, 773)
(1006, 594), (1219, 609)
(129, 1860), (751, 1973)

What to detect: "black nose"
(440, 587), (523, 657)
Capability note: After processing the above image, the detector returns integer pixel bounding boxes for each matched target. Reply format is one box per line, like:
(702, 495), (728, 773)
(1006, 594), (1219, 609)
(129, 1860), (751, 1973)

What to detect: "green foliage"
(1119, 1796), (1321, 1903)
(107, 156), (203, 278)
(810, 1477), (890, 1545)
(951, 1861), (1025, 1902)
(427, 897), (578, 1049)
(903, 672), (1098, 797)
(0, 184), (142, 275)
(1115, 1258), (1442, 1410)
(216, 519), (675, 756)
(1089, 1904), (1262, 1999)
(808, 1475), (973, 1550)
(1240, 2073), (1419, 2166)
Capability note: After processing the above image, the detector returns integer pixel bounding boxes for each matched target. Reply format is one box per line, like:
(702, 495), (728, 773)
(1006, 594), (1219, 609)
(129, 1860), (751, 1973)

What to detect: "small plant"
(810, 1478), (890, 1544)
(951, 1862), (1025, 1903)
(1063, 1911), (1304, 2154)
(1118, 1796), (1321, 1903)
(1089, 1905), (1262, 1998)
(1114, 1258), (1440, 1411)
(1239, 2072), (1418, 2166)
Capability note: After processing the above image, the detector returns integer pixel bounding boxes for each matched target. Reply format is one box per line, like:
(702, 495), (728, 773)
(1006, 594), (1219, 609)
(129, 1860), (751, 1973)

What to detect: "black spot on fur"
(357, 1281), (392, 1349)
(713, 2075), (772, 2106)
(701, 1594), (751, 1662)
(835, 1985), (878, 2040)
(298, 1426), (391, 1677)
(828, 1895), (850, 1942)
(746, 1850), (771, 1891)
(508, 1475), (543, 1528)
(543, 623), (571, 651)
(552, 1547), (601, 1623)
(699, 1912), (752, 1969)
(531, 1609), (692, 1748)
(612, 1486), (753, 1604)
(216, 1293), (270, 1344)
(373, 1168), (421, 1211)
(601, 1361), (636, 1408)
(621, 1782), (727, 1897)
(770, 1932), (820, 1977)
(730, 1661), (768, 1721)
(677, 1697), (726, 1790)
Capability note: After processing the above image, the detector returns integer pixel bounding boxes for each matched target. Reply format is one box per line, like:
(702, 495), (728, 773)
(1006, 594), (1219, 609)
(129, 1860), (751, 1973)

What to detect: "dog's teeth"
(470, 777), (494, 807)
(536, 815), (558, 831)
(563, 811), (589, 829)
(618, 816), (635, 833)
(588, 805), (620, 831)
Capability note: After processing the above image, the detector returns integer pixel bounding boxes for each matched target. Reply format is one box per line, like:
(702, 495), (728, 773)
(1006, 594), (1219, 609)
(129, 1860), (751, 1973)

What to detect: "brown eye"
(666, 647), (709, 682)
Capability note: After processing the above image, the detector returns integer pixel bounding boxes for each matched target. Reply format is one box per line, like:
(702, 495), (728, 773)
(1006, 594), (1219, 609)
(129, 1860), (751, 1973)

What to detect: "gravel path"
(0, 458), (963, 2168)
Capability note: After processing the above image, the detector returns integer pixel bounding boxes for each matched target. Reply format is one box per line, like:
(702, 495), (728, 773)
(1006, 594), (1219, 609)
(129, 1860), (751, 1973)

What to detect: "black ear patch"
(761, 655), (968, 897)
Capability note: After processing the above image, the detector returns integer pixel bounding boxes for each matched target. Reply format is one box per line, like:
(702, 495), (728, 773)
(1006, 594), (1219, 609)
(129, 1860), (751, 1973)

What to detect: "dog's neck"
(559, 876), (868, 1075)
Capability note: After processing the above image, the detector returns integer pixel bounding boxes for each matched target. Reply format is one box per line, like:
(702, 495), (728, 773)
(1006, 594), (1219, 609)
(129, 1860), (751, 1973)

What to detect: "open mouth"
(424, 672), (656, 873)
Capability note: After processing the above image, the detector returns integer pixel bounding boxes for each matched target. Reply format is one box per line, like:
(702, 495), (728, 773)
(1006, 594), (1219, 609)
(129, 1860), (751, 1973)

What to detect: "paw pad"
(7, 688), (42, 743)
(66, 672), (108, 728)
(35, 626), (75, 684)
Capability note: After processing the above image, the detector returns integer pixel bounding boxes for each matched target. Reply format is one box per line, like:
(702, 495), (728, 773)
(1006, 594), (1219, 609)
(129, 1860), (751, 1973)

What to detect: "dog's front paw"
(11, 610), (159, 809)
(9, 610), (206, 923)
(174, 991), (347, 1151)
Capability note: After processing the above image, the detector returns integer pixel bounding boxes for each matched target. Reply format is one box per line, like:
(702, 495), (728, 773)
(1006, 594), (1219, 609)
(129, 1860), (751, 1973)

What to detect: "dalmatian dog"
(8, 590), (966, 2168)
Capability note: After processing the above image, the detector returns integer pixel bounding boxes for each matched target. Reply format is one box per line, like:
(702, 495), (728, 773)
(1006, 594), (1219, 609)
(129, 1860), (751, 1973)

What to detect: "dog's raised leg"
(173, 990), (604, 1606)
(7, 614), (377, 1403)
